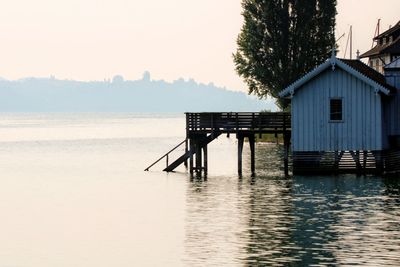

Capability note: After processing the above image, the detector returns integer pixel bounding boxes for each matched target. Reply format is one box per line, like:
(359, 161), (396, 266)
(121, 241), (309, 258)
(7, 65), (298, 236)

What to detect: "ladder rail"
(144, 139), (187, 171)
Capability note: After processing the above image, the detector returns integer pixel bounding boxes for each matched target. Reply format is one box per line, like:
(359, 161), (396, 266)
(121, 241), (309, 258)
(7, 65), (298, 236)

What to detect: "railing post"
(211, 113), (214, 138)
(227, 113), (231, 138)
(236, 113), (239, 135)
(252, 113), (255, 131)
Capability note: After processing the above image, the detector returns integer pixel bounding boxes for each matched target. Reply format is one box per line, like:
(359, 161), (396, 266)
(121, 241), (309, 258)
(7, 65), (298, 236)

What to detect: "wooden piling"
(373, 151), (384, 174)
(238, 135), (244, 176)
(195, 140), (202, 173)
(185, 115), (189, 168)
(189, 139), (194, 174)
(203, 145), (208, 175)
(184, 139), (188, 168)
(249, 135), (255, 176)
(283, 133), (290, 176)
(283, 114), (290, 176)
(363, 150), (367, 170)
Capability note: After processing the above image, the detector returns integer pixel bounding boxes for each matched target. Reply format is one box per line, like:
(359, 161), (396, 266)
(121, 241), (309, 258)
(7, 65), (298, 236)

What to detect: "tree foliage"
(234, 0), (337, 109)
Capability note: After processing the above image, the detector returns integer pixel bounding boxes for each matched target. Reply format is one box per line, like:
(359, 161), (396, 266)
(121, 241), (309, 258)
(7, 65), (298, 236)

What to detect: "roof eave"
(279, 60), (332, 97)
(279, 57), (392, 98)
(336, 60), (391, 95)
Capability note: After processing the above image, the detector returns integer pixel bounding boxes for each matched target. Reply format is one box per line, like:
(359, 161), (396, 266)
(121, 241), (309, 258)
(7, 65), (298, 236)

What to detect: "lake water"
(0, 113), (400, 266)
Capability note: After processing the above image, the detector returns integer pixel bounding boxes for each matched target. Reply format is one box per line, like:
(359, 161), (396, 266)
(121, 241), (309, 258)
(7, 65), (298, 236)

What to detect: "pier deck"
(145, 112), (291, 176)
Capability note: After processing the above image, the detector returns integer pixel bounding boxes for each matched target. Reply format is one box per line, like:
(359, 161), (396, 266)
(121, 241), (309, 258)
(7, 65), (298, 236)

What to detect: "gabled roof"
(279, 55), (395, 98)
(360, 36), (400, 58)
(385, 57), (400, 70)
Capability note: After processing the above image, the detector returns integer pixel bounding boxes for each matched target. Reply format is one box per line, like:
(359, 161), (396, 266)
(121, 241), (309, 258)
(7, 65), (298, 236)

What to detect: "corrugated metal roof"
(385, 57), (400, 69)
(341, 59), (396, 92)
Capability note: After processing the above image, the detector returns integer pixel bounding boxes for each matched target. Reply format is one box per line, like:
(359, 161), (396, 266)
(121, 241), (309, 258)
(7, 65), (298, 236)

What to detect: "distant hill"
(0, 73), (276, 112)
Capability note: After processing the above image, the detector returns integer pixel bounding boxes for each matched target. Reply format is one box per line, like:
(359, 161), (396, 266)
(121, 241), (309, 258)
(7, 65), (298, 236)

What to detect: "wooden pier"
(145, 112), (291, 176)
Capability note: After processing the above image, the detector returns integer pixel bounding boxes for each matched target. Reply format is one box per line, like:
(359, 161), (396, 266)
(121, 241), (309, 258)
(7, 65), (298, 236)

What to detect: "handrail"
(144, 139), (187, 171)
(186, 112), (291, 132)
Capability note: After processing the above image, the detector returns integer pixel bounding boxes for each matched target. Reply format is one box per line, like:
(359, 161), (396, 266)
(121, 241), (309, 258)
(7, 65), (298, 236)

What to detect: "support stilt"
(363, 150), (367, 172)
(356, 150), (362, 175)
(374, 151), (384, 174)
(203, 145), (208, 175)
(189, 140), (194, 174)
(249, 135), (255, 177)
(238, 135), (244, 176)
(350, 150), (362, 175)
(195, 140), (202, 173)
(356, 150), (361, 175)
(184, 139), (188, 168)
(284, 133), (290, 176)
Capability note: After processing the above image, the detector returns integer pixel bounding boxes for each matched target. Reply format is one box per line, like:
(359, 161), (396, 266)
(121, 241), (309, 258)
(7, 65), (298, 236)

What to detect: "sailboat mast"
(350, 25), (353, 59)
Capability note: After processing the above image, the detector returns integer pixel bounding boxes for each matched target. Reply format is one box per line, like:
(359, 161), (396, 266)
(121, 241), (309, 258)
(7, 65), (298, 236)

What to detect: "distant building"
(360, 20), (400, 73)
(142, 71), (151, 82)
(112, 75), (124, 84)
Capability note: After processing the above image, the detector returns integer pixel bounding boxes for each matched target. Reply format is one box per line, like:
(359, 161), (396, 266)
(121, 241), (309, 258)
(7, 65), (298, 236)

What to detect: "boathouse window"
(330, 98), (343, 121)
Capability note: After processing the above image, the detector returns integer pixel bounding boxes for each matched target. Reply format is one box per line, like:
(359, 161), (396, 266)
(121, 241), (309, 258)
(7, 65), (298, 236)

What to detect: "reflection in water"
(184, 143), (400, 266)
(2, 113), (400, 266)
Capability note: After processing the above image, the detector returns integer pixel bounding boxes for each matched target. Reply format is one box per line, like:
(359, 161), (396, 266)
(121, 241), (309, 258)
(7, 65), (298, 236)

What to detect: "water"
(1, 113), (400, 266)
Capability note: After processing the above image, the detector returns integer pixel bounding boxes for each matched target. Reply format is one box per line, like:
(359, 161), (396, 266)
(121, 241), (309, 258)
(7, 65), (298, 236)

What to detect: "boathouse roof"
(279, 55), (396, 98)
(340, 59), (396, 90)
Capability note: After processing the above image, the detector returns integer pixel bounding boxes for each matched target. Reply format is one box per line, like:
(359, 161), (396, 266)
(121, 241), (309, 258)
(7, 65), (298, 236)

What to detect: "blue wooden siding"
(385, 72), (400, 89)
(384, 89), (400, 137)
(292, 67), (383, 152)
(385, 70), (400, 139)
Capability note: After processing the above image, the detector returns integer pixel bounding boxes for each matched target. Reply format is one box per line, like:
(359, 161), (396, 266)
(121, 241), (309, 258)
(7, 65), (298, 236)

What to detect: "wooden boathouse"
(279, 53), (400, 174)
(277, 20), (400, 174)
(145, 112), (291, 176)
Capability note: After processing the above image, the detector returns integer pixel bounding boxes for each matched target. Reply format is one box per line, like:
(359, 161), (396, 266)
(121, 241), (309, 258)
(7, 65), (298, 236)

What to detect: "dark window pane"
(330, 99), (342, 121)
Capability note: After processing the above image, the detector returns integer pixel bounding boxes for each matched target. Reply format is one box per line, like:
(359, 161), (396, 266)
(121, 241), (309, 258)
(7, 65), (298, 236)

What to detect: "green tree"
(234, 0), (336, 109)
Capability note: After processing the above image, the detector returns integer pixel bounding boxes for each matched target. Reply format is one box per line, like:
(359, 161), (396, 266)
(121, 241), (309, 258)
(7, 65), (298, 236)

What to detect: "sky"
(0, 0), (399, 92)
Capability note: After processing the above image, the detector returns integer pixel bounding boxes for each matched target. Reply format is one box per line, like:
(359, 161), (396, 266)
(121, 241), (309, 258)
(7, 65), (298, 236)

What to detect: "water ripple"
(183, 145), (400, 266)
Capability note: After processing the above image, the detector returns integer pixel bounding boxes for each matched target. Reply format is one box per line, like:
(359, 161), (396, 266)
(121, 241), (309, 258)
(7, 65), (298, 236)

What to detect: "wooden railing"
(186, 112), (291, 135)
(144, 139), (187, 171)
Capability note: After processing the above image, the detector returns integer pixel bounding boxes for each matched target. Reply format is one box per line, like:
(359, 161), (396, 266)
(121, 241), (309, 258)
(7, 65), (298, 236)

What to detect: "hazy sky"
(0, 0), (399, 91)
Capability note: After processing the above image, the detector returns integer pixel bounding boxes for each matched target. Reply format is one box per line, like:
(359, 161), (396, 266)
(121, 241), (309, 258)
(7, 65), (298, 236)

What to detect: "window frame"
(329, 97), (344, 123)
